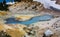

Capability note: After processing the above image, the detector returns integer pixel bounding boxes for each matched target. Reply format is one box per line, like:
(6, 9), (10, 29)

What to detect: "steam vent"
(0, 0), (60, 37)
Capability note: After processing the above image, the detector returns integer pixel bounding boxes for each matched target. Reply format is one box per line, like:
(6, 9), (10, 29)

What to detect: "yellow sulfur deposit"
(15, 15), (34, 21)
(0, 11), (8, 16)
(6, 29), (26, 37)
(0, 24), (5, 31)
(0, 24), (27, 37)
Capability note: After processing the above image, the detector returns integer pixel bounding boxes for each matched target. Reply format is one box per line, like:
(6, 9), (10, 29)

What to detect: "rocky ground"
(0, 0), (60, 37)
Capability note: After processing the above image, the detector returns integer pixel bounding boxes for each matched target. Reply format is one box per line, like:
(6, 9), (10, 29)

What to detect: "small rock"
(44, 30), (53, 36)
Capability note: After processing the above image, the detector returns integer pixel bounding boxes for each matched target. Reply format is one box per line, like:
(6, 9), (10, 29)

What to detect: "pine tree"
(0, 2), (4, 10)
(3, 0), (8, 11)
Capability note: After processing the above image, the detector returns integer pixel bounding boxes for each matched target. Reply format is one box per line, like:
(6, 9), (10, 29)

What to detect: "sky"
(0, 0), (14, 2)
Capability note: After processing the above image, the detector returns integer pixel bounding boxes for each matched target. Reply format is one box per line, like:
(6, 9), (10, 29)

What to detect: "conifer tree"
(3, 0), (8, 11)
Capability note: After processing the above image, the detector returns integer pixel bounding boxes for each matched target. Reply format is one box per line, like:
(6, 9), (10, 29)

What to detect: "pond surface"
(5, 14), (54, 25)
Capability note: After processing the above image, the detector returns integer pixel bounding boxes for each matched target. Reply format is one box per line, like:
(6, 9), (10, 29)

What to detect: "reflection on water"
(5, 14), (53, 25)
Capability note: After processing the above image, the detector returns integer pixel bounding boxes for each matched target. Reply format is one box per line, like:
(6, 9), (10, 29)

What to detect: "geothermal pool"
(5, 14), (53, 25)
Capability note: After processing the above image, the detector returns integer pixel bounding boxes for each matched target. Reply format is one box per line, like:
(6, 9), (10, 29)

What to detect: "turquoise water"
(5, 14), (53, 25)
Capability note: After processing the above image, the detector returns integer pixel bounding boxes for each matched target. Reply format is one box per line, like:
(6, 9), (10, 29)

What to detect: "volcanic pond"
(5, 14), (54, 25)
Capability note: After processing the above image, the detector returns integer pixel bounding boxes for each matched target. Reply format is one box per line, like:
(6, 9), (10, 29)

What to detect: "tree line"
(0, 0), (8, 11)
(0, 0), (21, 11)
